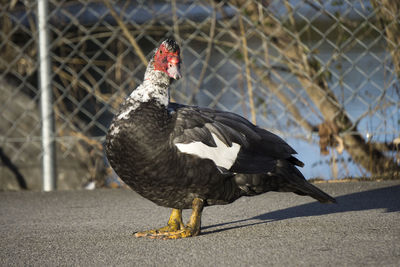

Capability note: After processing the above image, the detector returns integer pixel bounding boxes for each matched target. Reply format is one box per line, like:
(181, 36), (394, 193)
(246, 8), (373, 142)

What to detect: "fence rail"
(1, 0), (399, 190)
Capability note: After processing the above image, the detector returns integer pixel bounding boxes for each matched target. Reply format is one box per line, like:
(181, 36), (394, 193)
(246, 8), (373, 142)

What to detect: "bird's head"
(153, 39), (182, 80)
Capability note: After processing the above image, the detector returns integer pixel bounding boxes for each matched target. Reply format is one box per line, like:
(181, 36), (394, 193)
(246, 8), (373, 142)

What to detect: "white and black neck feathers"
(130, 59), (171, 107)
(116, 61), (171, 120)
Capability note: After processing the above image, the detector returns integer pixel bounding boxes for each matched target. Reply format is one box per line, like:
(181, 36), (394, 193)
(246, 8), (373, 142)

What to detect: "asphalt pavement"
(1, 180), (399, 266)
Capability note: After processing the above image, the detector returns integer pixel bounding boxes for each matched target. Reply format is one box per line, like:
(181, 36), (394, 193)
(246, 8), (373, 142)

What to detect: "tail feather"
(233, 159), (337, 203)
(291, 181), (336, 203)
(275, 159), (337, 204)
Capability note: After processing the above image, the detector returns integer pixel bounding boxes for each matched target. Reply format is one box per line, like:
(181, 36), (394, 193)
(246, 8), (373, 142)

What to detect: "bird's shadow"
(201, 184), (400, 235)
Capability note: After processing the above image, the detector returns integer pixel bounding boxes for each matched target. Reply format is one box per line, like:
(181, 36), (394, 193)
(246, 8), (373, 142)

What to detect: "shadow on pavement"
(202, 185), (400, 235)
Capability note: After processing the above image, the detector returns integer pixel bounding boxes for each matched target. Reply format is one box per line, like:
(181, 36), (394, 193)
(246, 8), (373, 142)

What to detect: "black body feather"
(106, 100), (336, 209)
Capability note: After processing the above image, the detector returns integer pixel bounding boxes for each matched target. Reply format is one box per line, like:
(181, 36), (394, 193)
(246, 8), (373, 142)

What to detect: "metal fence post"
(38, 0), (56, 191)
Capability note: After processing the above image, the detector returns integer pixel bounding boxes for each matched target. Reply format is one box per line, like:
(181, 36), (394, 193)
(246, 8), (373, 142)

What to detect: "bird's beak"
(167, 56), (182, 80)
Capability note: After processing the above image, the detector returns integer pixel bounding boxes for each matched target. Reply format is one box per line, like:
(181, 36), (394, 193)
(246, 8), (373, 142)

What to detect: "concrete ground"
(1, 180), (399, 266)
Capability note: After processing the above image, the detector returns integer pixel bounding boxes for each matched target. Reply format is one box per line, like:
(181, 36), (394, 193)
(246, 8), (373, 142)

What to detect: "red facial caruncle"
(154, 41), (182, 80)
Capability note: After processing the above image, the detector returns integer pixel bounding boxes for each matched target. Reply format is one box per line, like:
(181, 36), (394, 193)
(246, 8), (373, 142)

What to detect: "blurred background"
(1, 0), (399, 190)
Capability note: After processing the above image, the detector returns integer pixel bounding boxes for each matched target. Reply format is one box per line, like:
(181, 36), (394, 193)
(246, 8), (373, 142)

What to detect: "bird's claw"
(140, 228), (197, 240)
(134, 226), (198, 239)
(133, 224), (179, 238)
(158, 228), (198, 239)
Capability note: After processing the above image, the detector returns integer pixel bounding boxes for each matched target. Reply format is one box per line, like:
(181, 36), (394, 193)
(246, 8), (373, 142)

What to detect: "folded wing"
(169, 103), (303, 174)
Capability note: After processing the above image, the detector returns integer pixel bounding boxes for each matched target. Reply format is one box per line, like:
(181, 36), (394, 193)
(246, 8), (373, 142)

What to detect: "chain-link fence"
(1, 0), (399, 190)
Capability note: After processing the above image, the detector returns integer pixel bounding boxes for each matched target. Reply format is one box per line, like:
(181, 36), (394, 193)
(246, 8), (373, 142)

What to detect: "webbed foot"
(134, 198), (204, 239)
(134, 208), (183, 237)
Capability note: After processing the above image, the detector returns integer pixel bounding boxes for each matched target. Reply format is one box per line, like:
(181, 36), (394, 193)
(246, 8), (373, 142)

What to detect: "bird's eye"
(159, 50), (162, 54)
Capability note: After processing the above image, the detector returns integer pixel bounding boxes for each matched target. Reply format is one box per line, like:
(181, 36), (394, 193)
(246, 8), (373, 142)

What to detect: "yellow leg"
(134, 198), (204, 239)
(155, 198), (204, 239)
(134, 208), (183, 237)
(184, 198), (204, 237)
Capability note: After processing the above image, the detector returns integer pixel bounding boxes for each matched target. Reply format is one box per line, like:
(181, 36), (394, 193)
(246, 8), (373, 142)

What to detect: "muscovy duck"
(105, 39), (336, 239)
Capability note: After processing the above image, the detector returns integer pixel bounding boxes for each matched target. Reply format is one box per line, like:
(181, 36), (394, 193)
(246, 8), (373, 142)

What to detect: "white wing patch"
(175, 133), (240, 169)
